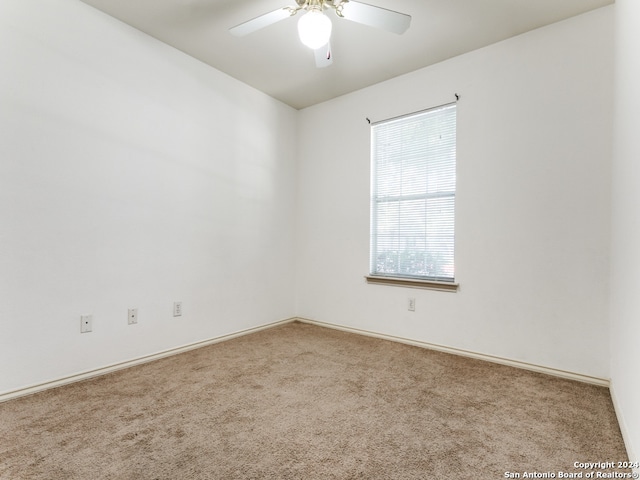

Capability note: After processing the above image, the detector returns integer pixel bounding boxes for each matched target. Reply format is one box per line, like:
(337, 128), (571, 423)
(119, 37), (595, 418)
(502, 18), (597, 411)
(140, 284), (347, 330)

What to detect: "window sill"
(365, 275), (459, 292)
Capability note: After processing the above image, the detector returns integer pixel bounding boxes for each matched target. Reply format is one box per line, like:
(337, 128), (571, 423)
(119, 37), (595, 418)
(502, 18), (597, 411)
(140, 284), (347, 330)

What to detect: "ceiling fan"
(229, 0), (411, 68)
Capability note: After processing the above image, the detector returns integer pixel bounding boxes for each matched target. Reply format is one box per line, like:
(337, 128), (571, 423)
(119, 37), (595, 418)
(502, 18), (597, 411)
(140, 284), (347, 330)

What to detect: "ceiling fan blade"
(314, 42), (333, 68)
(229, 8), (294, 37)
(339, 1), (411, 35)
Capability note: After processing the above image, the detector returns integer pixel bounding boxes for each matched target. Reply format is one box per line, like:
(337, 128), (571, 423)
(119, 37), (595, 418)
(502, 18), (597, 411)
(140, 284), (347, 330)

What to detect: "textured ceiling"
(78, 0), (613, 109)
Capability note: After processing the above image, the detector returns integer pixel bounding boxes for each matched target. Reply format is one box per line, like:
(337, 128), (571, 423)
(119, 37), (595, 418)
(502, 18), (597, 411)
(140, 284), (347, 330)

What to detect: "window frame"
(368, 102), (459, 292)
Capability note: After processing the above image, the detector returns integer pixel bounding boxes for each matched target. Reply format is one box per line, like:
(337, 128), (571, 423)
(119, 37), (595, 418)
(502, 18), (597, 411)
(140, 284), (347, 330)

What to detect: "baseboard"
(295, 317), (610, 387)
(0, 317), (296, 404)
(610, 380), (639, 466)
(2, 316), (610, 404)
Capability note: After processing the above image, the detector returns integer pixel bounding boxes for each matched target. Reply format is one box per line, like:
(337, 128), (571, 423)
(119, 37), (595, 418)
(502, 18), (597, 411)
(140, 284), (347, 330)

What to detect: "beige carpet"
(0, 321), (630, 479)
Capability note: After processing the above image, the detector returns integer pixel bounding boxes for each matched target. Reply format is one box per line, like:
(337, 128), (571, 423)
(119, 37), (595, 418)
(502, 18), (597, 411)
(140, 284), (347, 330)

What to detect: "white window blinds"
(370, 103), (457, 282)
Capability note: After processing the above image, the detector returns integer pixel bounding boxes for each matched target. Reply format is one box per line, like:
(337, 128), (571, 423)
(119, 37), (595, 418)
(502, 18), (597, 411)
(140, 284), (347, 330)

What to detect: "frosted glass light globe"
(298, 10), (332, 49)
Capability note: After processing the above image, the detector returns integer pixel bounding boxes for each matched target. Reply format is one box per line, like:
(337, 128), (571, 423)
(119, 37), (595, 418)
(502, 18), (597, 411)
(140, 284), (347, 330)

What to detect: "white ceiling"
(78, 0), (613, 110)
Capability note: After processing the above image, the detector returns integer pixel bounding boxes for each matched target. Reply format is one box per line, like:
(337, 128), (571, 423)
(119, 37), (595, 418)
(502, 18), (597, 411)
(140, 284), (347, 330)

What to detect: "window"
(370, 103), (457, 286)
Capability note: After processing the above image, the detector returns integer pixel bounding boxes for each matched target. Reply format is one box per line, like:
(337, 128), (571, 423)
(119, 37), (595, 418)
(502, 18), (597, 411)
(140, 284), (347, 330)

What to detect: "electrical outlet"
(128, 308), (138, 325)
(173, 302), (182, 317)
(408, 298), (416, 312)
(81, 315), (93, 333)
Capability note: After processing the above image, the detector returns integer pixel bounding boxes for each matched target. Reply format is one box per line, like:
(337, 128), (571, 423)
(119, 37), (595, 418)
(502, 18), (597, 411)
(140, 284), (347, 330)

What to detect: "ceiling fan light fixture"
(298, 9), (332, 49)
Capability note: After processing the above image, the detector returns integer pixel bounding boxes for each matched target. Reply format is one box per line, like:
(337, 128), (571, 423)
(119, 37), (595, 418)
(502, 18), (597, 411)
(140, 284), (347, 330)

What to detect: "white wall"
(296, 7), (614, 379)
(0, 0), (298, 395)
(610, 0), (640, 465)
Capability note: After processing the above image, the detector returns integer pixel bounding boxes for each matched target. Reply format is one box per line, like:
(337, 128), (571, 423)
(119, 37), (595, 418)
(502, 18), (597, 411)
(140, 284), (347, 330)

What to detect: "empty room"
(1, 0), (638, 478)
